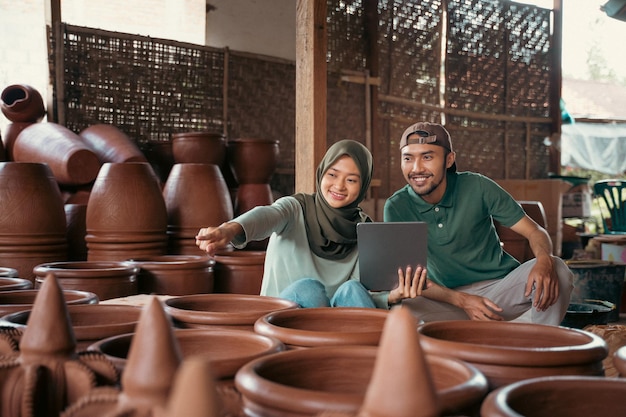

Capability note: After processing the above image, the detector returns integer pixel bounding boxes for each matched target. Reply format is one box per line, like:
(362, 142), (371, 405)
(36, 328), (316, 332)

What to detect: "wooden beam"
(44, 0), (63, 124)
(549, 0), (563, 175)
(295, 0), (327, 193)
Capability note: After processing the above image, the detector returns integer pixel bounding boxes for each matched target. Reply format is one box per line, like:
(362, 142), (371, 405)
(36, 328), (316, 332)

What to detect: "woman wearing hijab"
(196, 139), (426, 308)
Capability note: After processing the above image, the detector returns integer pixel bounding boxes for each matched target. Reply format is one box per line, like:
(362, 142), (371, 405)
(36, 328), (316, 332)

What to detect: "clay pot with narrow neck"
(162, 163), (233, 256)
(171, 131), (227, 165)
(418, 320), (609, 390)
(13, 122), (101, 186)
(254, 307), (389, 349)
(235, 345), (489, 417)
(127, 254), (215, 296)
(0, 84), (46, 123)
(227, 138), (279, 184)
(79, 124), (147, 164)
(0, 162), (68, 282)
(480, 376), (626, 417)
(33, 261), (139, 301)
(212, 250), (266, 294)
(164, 293), (298, 331)
(0, 289), (98, 316)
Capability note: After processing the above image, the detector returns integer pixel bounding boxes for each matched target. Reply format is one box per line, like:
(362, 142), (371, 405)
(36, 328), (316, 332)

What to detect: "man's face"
(400, 142), (454, 204)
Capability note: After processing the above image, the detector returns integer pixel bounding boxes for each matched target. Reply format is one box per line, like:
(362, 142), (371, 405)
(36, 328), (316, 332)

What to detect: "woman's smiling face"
(320, 155), (362, 208)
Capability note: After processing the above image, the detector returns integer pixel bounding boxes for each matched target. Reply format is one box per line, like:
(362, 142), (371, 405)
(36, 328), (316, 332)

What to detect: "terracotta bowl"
(254, 307), (389, 349)
(480, 376), (626, 416)
(0, 267), (18, 277)
(235, 345), (489, 417)
(0, 289), (98, 316)
(164, 293), (298, 331)
(418, 320), (609, 390)
(0, 277), (33, 291)
(1, 303), (142, 350)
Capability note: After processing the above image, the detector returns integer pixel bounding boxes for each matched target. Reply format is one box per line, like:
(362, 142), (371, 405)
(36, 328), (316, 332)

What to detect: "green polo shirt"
(383, 172), (524, 288)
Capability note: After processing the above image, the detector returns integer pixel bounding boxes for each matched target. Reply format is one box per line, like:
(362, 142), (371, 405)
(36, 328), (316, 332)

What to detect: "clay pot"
(86, 162), (168, 261)
(254, 307), (389, 349)
(227, 138), (279, 184)
(0, 289), (98, 316)
(418, 320), (609, 390)
(33, 261), (139, 301)
(79, 124), (147, 164)
(127, 255), (215, 295)
(162, 163), (233, 255)
(614, 345), (626, 377)
(140, 140), (175, 184)
(65, 204), (88, 261)
(235, 345), (488, 417)
(0, 84), (46, 123)
(171, 131), (227, 165)
(2, 303), (141, 351)
(234, 183), (274, 214)
(13, 122), (101, 185)
(0, 267), (18, 277)
(2, 122), (32, 160)
(480, 376), (626, 417)
(0, 162), (68, 282)
(164, 293), (298, 331)
(212, 250), (265, 294)
(0, 277), (33, 291)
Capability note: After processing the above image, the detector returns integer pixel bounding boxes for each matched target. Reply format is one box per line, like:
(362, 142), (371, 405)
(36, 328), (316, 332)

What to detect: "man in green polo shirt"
(384, 122), (573, 325)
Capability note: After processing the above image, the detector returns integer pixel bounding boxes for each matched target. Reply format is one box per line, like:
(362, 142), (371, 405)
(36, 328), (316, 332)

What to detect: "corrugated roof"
(562, 77), (626, 120)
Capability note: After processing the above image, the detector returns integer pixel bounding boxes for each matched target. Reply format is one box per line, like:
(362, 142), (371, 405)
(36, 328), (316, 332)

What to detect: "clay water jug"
(86, 162), (168, 261)
(13, 122), (101, 185)
(0, 162), (67, 282)
(0, 84), (46, 123)
(162, 163), (233, 255)
(79, 124), (147, 164)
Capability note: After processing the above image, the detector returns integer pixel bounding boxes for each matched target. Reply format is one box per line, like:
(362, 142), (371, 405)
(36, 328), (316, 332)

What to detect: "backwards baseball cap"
(399, 122), (456, 172)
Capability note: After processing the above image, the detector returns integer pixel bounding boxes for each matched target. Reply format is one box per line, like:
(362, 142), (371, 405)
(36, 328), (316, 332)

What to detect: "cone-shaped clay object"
(359, 306), (440, 417)
(20, 272), (77, 363)
(160, 356), (222, 417)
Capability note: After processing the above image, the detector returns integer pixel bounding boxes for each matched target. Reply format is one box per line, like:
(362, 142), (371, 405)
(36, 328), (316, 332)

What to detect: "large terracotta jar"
(1, 303), (142, 351)
(418, 320), (609, 390)
(0, 289), (98, 316)
(235, 345), (488, 417)
(227, 138), (279, 185)
(480, 375), (626, 417)
(13, 122), (101, 186)
(86, 162), (168, 261)
(88, 328), (284, 416)
(212, 250), (266, 294)
(127, 254), (215, 295)
(0, 162), (67, 282)
(162, 163), (233, 255)
(164, 293), (298, 331)
(171, 131), (227, 165)
(33, 261), (139, 301)
(254, 307), (389, 349)
(0, 84), (46, 123)
(79, 124), (147, 164)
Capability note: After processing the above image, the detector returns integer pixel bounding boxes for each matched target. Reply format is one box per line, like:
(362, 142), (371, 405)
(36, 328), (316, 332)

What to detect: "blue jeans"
(279, 278), (377, 308)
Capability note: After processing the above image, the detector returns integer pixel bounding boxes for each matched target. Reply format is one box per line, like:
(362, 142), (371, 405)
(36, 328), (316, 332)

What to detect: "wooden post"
(44, 0), (63, 124)
(549, 0), (563, 175)
(295, 0), (327, 193)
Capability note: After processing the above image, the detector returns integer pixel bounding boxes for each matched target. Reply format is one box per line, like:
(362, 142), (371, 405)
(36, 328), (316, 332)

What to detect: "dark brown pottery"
(234, 182), (274, 215)
(162, 163), (233, 255)
(254, 307), (389, 349)
(79, 124), (147, 164)
(0, 162), (67, 282)
(127, 254), (215, 295)
(0, 84), (46, 123)
(0, 288), (98, 316)
(171, 131), (227, 165)
(13, 122), (101, 185)
(227, 137), (279, 184)
(1, 122), (32, 160)
(0, 277), (33, 291)
(2, 303), (142, 351)
(140, 140), (175, 184)
(235, 345), (488, 417)
(480, 376), (626, 417)
(164, 293), (298, 331)
(213, 250), (265, 294)
(0, 267), (18, 277)
(65, 203), (88, 261)
(86, 162), (168, 261)
(418, 320), (609, 390)
(33, 261), (139, 301)
(614, 345), (626, 377)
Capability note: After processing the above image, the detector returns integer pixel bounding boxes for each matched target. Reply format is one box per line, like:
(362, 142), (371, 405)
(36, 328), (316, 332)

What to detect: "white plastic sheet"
(562, 123), (626, 175)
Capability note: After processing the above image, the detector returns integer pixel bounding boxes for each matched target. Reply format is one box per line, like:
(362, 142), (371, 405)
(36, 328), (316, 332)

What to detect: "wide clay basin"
(88, 328), (284, 377)
(254, 307), (389, 348)
(1, 304), (142, 350)
(0, 289), (98, 316)
(164, 293), (298, 331)
(480, 375), (626, 416)
(235, 345), (489, 417)
(418, 320), (608, 390)
(0, 277), (33, 291)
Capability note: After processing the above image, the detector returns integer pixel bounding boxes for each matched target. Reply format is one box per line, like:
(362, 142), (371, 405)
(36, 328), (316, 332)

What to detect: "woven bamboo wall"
(53, 0), (555, 199)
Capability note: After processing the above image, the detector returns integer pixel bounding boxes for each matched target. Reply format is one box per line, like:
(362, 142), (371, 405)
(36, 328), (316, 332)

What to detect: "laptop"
(357, 222), (428, 291)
